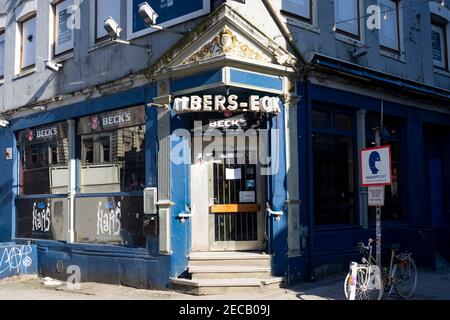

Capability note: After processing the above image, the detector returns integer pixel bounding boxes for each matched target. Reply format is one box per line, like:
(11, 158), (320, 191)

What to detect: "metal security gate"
(209, 155), (264, 251)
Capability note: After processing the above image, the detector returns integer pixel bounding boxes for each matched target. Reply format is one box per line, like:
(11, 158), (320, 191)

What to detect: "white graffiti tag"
(97, 202), (122, 236)
(0, 246), (33, 274)
(32, 202), (51, 232)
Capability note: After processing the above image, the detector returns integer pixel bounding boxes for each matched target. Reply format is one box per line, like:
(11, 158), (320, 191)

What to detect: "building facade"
(0, 0), (449, 290)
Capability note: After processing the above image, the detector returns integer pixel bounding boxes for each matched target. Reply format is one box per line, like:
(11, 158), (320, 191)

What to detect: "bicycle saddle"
(389, 243), (401, 251)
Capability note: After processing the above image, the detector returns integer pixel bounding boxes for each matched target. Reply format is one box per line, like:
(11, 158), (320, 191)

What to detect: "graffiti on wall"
(97, 201), (122, 236)
(32, 202), (51, 233)
(0, 245), (33, 275)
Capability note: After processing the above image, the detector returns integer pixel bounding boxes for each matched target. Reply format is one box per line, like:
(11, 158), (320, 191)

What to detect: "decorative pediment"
(181, 26), (273, 65)
(148, 3), (301, 79)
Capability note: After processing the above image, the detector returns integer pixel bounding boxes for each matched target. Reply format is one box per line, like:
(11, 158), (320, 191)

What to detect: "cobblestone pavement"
(0, 268), (448, 300)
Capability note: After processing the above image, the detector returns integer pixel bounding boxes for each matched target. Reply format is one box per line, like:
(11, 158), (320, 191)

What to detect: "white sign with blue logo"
(360, 146), (392, 186)
(127, 0), (210, 39)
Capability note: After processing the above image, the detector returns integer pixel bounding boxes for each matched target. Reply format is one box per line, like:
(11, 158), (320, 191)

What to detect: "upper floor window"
(334, 0), (360, 39)
(379, 0), (401, 53)
(431, 18), (448, 70)
(95, 0), (121, 42)
(0, 29), (4, 79)
(19, 14), (37, 71)
(280, 0), (312, 22)
(53, 0), (75, 56)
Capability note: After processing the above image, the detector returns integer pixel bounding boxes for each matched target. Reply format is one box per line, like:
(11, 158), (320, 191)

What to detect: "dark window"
(366, 113), (403, 221)
(313, 108), (357, 225)
(312, 110), (329, 129)
(79, 126), (146, 193)
(18, 123), (69, 195)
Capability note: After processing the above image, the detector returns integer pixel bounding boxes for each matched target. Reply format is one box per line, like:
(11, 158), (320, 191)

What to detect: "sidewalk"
(0, 268), (448, 300)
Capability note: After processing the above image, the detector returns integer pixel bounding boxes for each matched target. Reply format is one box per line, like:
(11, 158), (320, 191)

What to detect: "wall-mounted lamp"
(104, 17), (152, 54)
(0, 119), (10, 128)
(44, 60), (62, 72)
(138, 2), (187, 36)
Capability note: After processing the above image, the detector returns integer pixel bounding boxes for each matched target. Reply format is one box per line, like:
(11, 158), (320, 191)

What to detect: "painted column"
(67, 119), (77, 243)
(268, 103), (288, 277)
(357, 109), (368, 228)
(0, 128), (16, 242)
(283, 94), (302, 258)
(154, 94), (174, 255)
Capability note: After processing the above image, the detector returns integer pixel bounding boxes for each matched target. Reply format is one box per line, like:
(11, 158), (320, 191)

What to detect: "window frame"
(19, 14), (37, 72)
(0, 29), (5, 80)
(379, 0), (401, 55)
(334, 0), (361, 40)
(312, 107), (359, 226)
(53, 0), (75, 58)
(280, 0), (313, 24)
(94, 0), (121, 43)
(431, 18), (449, 71)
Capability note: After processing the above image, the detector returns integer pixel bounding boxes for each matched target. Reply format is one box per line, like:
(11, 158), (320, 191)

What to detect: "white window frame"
(431, 22), (448, 70)
(0, 29), (5, 79)
(94, 0), (122, 43)
(53, 0), (75, 57)
(19, 14), (37, 71)
(334, 0), (360, 39)
(379, 0), (401, 54)
(126, 0), (210, 40)
(279, 0), (312, 22)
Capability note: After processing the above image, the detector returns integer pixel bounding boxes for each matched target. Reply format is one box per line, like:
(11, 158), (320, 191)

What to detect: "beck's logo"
(27, 130), (34, 142)
(102, 112), (132, 127)
(90, 116), (99, 130)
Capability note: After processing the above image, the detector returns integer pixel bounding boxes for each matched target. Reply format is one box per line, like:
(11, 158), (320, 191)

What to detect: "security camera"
(44, 60), (62, 72)
(138, 2), (159, 26)
(0, 120), (10, 128)
(104, 16), (122, 39)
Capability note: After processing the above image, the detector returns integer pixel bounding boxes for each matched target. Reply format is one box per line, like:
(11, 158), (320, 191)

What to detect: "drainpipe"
(261, 0), (307, 66)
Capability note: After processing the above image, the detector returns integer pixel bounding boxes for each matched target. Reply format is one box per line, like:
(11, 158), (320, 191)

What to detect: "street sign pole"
(375, 128), (382, 267)
(361, 131), (391, 268)
(376, 205), (381, 266)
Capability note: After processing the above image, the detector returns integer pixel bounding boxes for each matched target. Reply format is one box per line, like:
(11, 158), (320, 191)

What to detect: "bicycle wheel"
(344, 266), (383, 300)
(392, 256), (417, 299)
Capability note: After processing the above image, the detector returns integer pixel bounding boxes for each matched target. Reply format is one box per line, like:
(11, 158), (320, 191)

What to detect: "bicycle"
(344, 239), (418, 300)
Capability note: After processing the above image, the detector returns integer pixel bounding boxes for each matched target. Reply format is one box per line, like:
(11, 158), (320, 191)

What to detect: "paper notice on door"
(226, 168), (242, 180)
(239, 191), (255, 203)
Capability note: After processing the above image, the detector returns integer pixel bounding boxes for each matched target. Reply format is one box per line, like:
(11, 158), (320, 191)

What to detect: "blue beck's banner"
(132, 0), (206, 34)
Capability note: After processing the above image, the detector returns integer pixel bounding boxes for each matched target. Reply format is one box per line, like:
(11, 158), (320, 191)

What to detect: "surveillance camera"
(44, 60), (62, 72)
(0, 120), (10, 128)
(104, 16), (122, 39)
(138, 2), (159, 26)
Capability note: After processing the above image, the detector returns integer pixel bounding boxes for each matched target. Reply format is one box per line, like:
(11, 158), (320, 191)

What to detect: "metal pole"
(376, 206), (381, 266)
(375, 128), (382, 266)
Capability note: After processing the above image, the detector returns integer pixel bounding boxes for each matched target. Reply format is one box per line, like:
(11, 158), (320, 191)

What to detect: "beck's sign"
(360, 146), (392, 186)
(173, 95), (281, 114)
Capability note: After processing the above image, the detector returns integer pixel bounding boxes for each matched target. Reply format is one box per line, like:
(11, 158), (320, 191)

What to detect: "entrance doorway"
(190, 120), (266, 252)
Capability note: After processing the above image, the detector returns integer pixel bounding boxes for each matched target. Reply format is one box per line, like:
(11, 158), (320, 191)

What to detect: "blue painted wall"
(1, 84), (180, 289)
(300, 82), (450, 279)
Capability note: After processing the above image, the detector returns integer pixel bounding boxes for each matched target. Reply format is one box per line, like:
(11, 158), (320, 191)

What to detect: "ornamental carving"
(182, 26), (272, 65)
